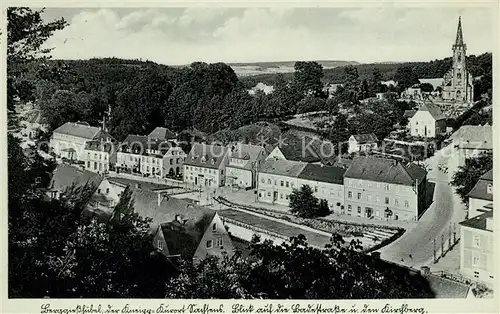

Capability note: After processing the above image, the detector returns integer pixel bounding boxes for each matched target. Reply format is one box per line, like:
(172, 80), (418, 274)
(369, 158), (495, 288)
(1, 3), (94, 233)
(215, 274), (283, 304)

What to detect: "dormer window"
(487, 184), (492, 194)
(211, 158), (216, 164)
(201, 156), (207, 163)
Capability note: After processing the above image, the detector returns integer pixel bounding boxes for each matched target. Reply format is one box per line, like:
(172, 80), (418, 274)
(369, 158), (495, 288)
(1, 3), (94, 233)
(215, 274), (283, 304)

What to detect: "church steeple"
(454, 16), (465, 48)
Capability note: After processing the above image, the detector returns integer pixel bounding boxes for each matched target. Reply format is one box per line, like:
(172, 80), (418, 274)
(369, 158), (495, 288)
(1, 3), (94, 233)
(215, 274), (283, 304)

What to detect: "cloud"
(42, 7), (494, 65)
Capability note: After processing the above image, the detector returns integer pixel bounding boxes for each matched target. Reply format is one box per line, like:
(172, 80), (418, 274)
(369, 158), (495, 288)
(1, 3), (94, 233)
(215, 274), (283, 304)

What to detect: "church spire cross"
(455, 16), (464, 46)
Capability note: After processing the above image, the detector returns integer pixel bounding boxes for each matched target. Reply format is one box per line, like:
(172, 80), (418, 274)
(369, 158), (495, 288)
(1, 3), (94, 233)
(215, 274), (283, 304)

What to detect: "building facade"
(257, 159), (306, 206)
(448, 125), (492, 168)
(49, 122), (105, 161)
(467, 169), (493, 219)
(343, 157), (427, 222)
(183, 143), (229, 188)
(225, 143), (267, 189)
(83, 134), (117, 174)
(348, 134), (378, 154)
(441, 17), (474, 103)
(408, 103), (447, 138)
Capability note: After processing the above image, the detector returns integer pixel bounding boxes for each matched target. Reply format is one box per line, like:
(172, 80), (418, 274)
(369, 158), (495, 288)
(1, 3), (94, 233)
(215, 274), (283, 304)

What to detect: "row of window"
(347, 191), (410, 207)
(260, 177), (295, 189)
(185, 166), (223, 175)
(87, 152), (108, 161)
(345, 179), (405, 192)
(86, 161), (108, 172)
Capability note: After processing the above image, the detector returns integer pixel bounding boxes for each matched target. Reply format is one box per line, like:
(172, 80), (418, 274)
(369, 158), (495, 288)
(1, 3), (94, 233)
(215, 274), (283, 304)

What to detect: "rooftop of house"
(148, 127), (176, 140)
(403, 110), (417, 118)
(183, 143), (229, 169)
(344, 156), (427, 186)
(258, 159), (307, 178)
(449, 125), (492, 150)
(228, 143), (265, 161)
(108, 177), (174, 192)
(52, 122), (101, 140)
(274, 141), (322, 163)
(466, 169), (493, 202)
(49, 164), (103, 193)
(352, 133), (378, 143)
(298, 163), (346, 185)
(459, 211), (493, 232)
(85, 139), (117, 153)
(120, 134), (174, 156)
(416, 102), (446, 120)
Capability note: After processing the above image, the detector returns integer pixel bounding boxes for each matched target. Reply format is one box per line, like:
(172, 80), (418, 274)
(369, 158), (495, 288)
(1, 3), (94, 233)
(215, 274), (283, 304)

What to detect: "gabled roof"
(277, 142), (321, 163)
(183, 143), (229, 169)
(228, 143), (265, 161)
(344, 156), (427, 186)
(258, 159), (307, 178)
(417, 103), (445, 120)
(298, 164), (346, 185)
(53, 122), (101, 139)
(85, 139), (117, 153)
(148, 127), (176, 140)
(459, 211), (492, 232)
(449, 125), (492, 150)
(120, 135), (174, 156)
(466, 169), (493, 201)
(403, 110), (417, 118)
(352, 133), (378, 143)
(49, 164), (103, 193)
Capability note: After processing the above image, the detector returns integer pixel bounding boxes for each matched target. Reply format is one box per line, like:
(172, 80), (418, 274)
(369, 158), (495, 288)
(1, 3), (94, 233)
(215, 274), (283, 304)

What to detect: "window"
(473, 235), (481, 248)
(106, 188), (109, 194)
(487, 184), (492, 194)
(314, 186), (318, 193)
(212, 223), (216, 231)
(280, 194), (283, 199)
(94, 153), (97, 159)
(267, 192), (271, 197)
(404, 200), (409, 208)
(157, 240), (163, 250)
(285, 195), (289, 200)
(357, 206), (362, 214)
(385, 184), (390, 191)
(348, 191), (352, 198)
(416, 121), (418, 125)
(216, 237), (223, 247)
(87, 161), (91, 168)
(281, 180), (284, 186)
(268, 179), (272, 184)
(348, 205), (352, 212)
(385, 197), (389, 204)
(472, 252), (480, 266)
(87, 152), (90, 159)
(170, 159), (173, 165)
(206, 240), (213, 248)
(274, 180), (277, 186)
(357, 193), (361, 200)
(261, 178), (265, 183)
(376, 196), (380, 203)
(286, 181), (289, 188)
(97, 189), (101, 194)
(395, 199), (399, 206)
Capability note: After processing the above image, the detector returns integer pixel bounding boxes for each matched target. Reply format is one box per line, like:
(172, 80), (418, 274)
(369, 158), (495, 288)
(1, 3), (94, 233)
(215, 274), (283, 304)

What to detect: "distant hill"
(229, 60), (359, 77)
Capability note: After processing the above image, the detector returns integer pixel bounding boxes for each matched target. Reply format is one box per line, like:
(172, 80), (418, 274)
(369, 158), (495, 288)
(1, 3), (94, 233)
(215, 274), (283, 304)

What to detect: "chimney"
(175, 214), (183, 223)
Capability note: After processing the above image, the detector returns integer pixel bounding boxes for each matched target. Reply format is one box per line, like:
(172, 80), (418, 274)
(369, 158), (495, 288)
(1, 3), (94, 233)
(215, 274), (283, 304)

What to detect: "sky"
(40, 7), (495, 65)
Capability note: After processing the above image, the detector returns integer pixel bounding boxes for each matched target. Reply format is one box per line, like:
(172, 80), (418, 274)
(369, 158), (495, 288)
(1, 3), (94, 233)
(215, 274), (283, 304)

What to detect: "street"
(378, 145), (466, 269)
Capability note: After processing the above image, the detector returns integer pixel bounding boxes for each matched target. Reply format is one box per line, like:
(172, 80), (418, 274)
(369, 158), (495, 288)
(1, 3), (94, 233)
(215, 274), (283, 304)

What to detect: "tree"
(289, 185), (330, 218)
(7, 8), (67, 130)
(342, 65), (360, 103)
(370, 68), (383, 93)
(394, 66), (419, 92)
(419, 83), (434, 93)
(451, 153), (493, 205)
(293, 61), (324, 97)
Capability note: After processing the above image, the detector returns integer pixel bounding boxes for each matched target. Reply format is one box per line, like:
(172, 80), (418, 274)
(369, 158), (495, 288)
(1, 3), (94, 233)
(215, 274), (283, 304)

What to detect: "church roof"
(455, 16), (464, 47)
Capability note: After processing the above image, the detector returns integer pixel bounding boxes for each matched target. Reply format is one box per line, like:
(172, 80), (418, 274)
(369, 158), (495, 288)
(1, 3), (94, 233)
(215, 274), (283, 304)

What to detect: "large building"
(441, 17), (474, 103)
(226, 143), (267, 189)
(459, 169), (494, 286)
(183, 143), (230, 188)
(83, 133), (118, 174)
(408, 102), (447, 138)
(343, 156), (427, 221)
(50, 122), (110, 161)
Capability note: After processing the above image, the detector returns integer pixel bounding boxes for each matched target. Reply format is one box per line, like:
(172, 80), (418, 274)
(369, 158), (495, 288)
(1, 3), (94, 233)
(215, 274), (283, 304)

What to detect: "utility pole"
(441, 234), (445, 258)
(449, 222), (452, 248)
(433, 238), (436, 263)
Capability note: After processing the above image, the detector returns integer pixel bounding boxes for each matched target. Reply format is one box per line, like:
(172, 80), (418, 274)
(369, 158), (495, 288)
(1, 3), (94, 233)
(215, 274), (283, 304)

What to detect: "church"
(441, 17), (474, 103)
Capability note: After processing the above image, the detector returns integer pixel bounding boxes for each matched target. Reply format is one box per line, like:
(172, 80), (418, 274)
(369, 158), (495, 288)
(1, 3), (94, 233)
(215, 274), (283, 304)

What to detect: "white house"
(225, 143), (267, 189)
(50, 122), (108, 161)
(297, 163), (346, 212)
(466, 169), (493, 219)
(348, 133), (378, 154)
(448, 125), (492, 168)
(183, 143), (230, 188)
(408, 103), (447, 138)
(83, 133), (118, 174)
(257, 159), (307, 206)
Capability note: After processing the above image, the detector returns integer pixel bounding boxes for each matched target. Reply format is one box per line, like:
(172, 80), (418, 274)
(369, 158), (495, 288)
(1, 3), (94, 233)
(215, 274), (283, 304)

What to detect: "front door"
(195, 177), (198, 185)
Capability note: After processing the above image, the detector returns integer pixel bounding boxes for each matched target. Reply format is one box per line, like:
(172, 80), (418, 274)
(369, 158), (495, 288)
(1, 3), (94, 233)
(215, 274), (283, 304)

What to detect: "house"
(148, 127), (177, 143)
(408, 102), (447, 138)
(297, 163), (346, 212)
(225, 143), (267, 189)
(348, 133), (378, 154)
(116, 134), (185, 177)
(83, 134), (118, 174)
(22, 109), (48, 140)
(257, 159), (307, 206)
(133, 191), (234, 262)
(343, 156), (427, 221)
(46, 164), (103, 200)
(459, 210), (494, 286)
(466, 169), (493, 219)
(183, 143), (230, 188)
(266, 143), (321, 163)
(50, 122), (110, 161)
(448, 125), (492, 168)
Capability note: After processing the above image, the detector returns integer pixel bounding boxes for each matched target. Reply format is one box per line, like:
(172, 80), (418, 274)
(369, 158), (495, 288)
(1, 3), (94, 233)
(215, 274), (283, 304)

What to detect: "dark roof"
(50, 164), (103, 193)
(418, 103), (445, 120)
(258, 159), (307, 177)
(298, 163), (346, 185)
(228, 143), (265, 161)
(148, 127), (176, 140)
(466, 170), (493, 201)
(53, 122), (101, 139)
(278, 144), (321, 163)
(459, 211), (493, 232)
(85, 139), (117, 153)
(120, 135), (173, 156)
(183, 143), (229, 169)
(403, 110), (417, 118)
(344, 156), (427, 186)
(352, 133), (378, 143)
